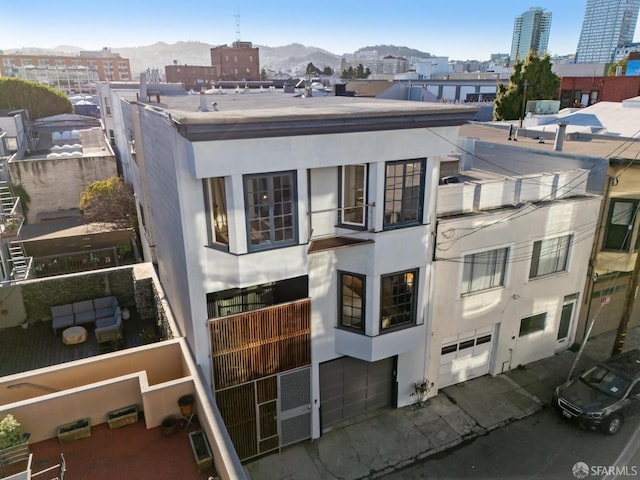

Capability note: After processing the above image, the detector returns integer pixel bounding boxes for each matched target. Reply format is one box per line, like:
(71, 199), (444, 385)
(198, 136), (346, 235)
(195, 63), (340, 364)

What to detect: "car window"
(580, 366), (630, 399)
(630, 382), (640, 397)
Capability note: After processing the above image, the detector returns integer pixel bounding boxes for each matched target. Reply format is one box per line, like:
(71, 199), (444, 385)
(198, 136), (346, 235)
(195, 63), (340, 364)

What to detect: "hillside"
(3, 42), (431, 78)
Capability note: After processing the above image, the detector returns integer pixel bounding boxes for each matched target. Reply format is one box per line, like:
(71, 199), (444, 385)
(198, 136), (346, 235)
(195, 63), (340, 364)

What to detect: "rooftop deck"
(0, 307), (156, 378)
(1, 415), (216, 480)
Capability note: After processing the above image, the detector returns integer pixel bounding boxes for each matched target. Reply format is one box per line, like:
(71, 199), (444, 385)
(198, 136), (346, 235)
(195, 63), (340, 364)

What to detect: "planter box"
(57, 418), (90, 444)
(0, 438), (30, 466)
(107, 405), (139, 429)
(188, 430), (213, 473)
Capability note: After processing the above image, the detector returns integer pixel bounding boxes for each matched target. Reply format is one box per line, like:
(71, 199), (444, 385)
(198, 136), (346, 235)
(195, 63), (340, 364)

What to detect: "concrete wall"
(9, 156), (118, 224)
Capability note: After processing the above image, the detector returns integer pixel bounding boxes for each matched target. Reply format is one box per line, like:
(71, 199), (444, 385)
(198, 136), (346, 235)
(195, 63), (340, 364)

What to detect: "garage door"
(439, 326), (494, 388)
(319, 356), (395, 432)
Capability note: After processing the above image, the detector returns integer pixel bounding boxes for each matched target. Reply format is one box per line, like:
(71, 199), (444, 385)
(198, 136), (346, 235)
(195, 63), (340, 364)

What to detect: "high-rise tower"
(576, 0), (640, 63)
(510, 7), (552, 64)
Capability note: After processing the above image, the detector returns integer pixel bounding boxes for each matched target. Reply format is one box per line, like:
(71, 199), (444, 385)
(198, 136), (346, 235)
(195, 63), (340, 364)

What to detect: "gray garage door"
(319, 356), (395, 432)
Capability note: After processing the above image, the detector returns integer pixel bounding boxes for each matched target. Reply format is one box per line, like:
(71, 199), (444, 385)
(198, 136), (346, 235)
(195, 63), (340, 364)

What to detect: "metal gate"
(216, 367), (311, 461)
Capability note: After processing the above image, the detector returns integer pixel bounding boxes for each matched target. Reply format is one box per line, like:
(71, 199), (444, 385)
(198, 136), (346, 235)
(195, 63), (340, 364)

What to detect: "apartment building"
(510, 7), (552, 64)
(432, 161), (601, 389)
(210, 41), (260, 82)
(459, 97), (640, 344)
(103, 80), (480, 459)
(0, 51), (131, 94)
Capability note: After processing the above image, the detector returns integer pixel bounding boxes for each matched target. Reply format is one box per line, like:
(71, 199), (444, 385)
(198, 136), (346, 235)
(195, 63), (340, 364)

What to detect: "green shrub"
(0, 414), (25, 449)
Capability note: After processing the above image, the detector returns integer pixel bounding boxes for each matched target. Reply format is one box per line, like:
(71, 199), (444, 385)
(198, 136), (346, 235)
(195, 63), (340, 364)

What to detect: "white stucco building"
(103, 80), (480, 460)
(430, 162), (601, 390)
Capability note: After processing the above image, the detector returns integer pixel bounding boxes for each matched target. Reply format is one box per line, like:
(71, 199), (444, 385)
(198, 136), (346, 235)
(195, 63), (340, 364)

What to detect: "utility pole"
(611, 233), (640, 356)
(519, 79), (529, 128)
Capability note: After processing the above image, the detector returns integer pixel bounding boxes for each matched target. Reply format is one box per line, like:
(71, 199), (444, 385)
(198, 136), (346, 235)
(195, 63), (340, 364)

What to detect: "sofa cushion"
(94, 296), (118, 320)
(72, 300), (96, 325)
(52, 314), (75, 333)
(95, 307), (121, 329)
(51, 304), (73, 317)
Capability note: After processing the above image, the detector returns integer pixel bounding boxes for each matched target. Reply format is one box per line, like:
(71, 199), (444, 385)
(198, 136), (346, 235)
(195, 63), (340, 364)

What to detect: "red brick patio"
(1, 415), (218, 480)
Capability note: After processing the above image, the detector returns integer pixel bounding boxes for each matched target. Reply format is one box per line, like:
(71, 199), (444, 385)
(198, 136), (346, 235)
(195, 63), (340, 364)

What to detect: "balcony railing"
(306, 203), (375, 241)
(33, 247), (134, 278)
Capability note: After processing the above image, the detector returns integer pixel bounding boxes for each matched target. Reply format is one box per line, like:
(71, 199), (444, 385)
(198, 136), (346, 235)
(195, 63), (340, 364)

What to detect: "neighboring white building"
(104, 80), (480, 460)
(430, 164), (601, 390)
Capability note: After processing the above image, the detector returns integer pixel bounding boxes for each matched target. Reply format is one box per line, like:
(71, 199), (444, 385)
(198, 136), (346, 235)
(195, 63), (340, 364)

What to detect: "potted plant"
(179, 394), (195, 417)
(0, 414), (30, 465)
(409, 378), (434, 409)
(161, 415), (178, 436)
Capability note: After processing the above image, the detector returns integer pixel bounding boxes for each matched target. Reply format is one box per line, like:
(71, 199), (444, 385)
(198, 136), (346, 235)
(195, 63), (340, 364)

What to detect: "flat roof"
(460, 122), (640, 160)
(132, 89), (481, 141)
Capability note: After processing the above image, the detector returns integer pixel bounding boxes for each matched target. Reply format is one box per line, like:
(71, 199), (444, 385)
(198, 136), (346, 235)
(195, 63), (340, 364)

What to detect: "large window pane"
(529, 235), (571, 278)
(383, 159), (424, 228)
(245, 172), (297, 251)
(519, 312), (547, 336)
(381, 269), (418, 330)
(204, 177), (228, 247)
(341, 165), (366, 226)
(339, 272), (365, 331)
(604, 199), (638, 251)
(462, 248), (508, 294)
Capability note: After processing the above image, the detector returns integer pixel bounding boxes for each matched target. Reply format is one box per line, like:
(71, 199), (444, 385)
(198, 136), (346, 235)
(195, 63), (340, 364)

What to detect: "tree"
(494, 53), (560, 121)
(0, 78), (72, 120)
(79, 177), (137, 230)
(322, 66), (333, 75)
(306, 62), (320, 75)
(608, 56), (628, 76)
(340, 64), (371, 80)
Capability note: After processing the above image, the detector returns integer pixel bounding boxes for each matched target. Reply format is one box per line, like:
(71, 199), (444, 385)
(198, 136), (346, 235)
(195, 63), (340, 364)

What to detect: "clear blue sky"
(3, 0), (640, 60)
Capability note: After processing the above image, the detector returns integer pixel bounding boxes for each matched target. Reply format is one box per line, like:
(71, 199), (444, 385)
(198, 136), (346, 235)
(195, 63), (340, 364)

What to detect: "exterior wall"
(429, 195), (602, 391)
(559, 76), (640, 107)
(135, 107), (192, 347)
(165, 65), (218, 90)
(8, 155), (118, 224)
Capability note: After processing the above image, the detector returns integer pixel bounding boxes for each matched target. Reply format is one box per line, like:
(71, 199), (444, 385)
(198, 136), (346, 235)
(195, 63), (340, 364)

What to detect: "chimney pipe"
(554, 121), (568, 151)
(199, 91), (208, 111)
(139, 72), (148, 102)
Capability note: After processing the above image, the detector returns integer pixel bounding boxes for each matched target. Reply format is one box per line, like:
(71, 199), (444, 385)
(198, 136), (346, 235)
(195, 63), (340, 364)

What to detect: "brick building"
(559, 76), (640, 107)
(210, 41), (260, 82)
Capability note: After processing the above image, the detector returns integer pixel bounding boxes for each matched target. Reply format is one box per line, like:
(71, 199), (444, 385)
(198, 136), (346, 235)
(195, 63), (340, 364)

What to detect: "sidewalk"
(244, 327), (640, 480)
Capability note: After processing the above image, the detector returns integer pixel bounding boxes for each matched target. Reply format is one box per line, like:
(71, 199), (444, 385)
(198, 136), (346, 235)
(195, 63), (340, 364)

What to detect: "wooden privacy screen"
(209, 298), (311, 389)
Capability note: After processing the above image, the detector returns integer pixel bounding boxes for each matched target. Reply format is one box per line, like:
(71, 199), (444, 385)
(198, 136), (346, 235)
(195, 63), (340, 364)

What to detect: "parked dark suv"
(553, 348), (640, 435)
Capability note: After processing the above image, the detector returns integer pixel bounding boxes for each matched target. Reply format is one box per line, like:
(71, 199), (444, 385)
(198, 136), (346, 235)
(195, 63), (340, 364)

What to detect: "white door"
(439, 325), (494, 388)
(556, 299), (576, 351)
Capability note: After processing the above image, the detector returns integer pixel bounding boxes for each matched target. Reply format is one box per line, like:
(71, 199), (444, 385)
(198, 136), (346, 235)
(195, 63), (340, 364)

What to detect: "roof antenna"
(235, 10), (241, 42)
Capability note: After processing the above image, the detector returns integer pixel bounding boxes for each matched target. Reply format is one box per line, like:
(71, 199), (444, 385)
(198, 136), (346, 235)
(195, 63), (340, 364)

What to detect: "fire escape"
(0, 163), (32, 284)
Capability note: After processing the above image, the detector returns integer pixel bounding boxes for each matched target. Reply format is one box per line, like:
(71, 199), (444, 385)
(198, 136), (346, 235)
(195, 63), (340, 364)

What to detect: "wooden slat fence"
(209, 299), (311, 390)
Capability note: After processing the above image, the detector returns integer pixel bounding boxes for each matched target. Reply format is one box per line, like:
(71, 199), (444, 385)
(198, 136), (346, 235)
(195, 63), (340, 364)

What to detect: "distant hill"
(3, 42), (431, 78)
(355, 45), (432, 58)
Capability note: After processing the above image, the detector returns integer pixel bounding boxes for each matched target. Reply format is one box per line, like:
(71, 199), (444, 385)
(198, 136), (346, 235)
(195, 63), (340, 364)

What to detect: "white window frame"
(461, 246), (510, 296)
(340, 164), (367, 227)
(529, 234), (572, 279)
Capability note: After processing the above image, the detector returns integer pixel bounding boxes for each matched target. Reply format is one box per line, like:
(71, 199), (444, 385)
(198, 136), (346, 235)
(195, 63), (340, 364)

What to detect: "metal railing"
(306, 203), (375, 241)
(33, 247), (124, 278)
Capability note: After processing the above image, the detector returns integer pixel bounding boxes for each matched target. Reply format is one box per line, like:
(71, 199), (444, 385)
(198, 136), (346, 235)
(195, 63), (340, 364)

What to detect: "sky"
(3, 0), (640, 61)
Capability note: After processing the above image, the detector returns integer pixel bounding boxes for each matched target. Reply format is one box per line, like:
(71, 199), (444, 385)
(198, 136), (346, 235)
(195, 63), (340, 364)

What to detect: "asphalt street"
(384, 405), (640, 480)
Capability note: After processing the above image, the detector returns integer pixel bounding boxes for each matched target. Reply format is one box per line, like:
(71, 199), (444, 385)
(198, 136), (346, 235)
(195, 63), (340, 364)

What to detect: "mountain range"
(4, 42), (432, 77)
